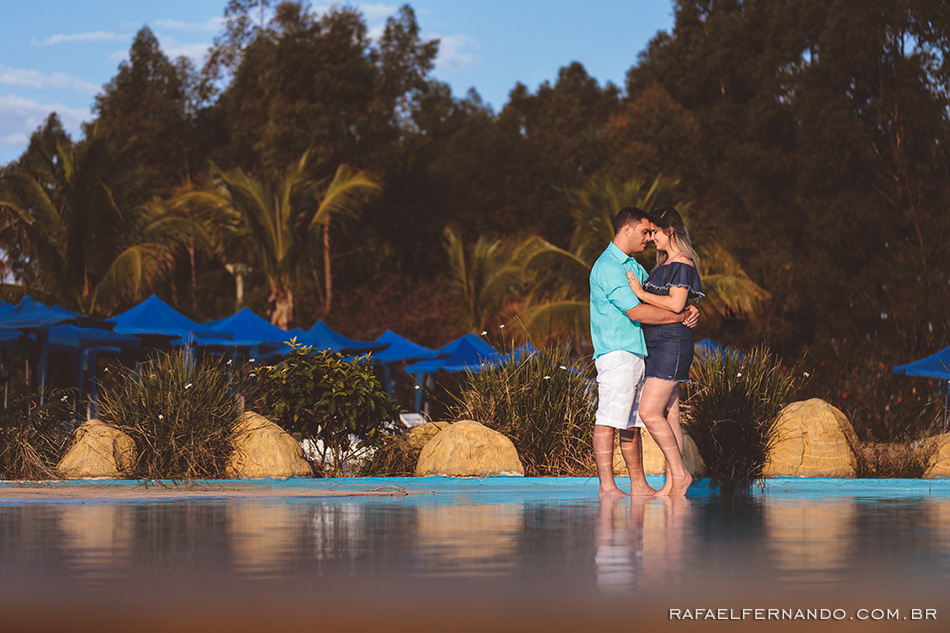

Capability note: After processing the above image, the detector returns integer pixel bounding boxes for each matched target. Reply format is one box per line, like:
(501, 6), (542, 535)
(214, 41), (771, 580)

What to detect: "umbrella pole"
(944, 380), (949, 433)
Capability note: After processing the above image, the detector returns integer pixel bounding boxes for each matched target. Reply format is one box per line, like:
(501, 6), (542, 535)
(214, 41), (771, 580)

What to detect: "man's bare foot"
(599, 484), (629, 498)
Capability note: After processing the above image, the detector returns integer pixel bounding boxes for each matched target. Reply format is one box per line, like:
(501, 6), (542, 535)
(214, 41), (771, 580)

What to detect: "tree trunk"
(323, 224), (332, 316)
(268, 279), (294, 329)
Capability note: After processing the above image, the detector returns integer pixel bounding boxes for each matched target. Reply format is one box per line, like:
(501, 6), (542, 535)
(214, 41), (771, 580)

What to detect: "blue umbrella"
(894, 347), (950, 430)
(298, 320), (388, 355)
(369, 330), (442, 364)
(109, 295), (230, 342)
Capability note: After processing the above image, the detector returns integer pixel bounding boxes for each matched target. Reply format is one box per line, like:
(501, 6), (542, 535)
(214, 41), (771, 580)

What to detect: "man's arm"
(626, 303), (700, 328)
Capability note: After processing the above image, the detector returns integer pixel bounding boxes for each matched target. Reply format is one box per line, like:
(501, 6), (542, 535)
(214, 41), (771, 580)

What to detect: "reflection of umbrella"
(893, 347), (950, 431)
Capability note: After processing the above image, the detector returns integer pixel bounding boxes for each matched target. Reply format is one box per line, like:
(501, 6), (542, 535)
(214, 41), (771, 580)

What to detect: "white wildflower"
(559, 365), (568, 370)
(414, 385), (421, 390)
(185, 383), (193, 389)
(499, 324), (505, 329)
(61, 395), (69, 402)
(249, 357), (256, 363)
(543, 375), (551, 380)
(736, 373), (742, 378)
(249, 372), (256, 378)
(158, 415), (164, 420)
(226, 359), (232, 366)
(481, 331), (488, 336)
(804, 372), (811, 378)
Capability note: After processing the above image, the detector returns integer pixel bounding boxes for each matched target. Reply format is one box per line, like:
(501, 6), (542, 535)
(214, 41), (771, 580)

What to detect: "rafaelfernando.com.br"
(669, 608), (937, 621)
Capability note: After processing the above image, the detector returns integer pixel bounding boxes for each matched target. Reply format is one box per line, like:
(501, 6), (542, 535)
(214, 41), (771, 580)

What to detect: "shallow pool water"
(2, 477), (948, 632)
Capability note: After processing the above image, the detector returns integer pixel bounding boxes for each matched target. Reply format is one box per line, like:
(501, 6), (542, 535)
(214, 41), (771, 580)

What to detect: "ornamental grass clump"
(97, 350), (244, 480)
(254, 341), (400, 476)
(685, 345), (803, 493)
(452, 345), (594, 476)
(0, 390), (75, 480)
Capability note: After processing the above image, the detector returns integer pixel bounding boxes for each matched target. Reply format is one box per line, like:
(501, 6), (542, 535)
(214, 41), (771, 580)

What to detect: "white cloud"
(435, 34), (479, 73)
(31, 31), (131, 46)
(152, 17), (224, 32)
(0, 67), (99, 96)
(312, 3), (398, 24)
(356, 3), (400, 22)
(163, 42), (213, 61)
(0, 93), (91, 153)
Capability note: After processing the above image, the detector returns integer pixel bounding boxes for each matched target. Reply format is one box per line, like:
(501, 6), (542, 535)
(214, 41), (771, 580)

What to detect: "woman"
(625, 206), (703, 496)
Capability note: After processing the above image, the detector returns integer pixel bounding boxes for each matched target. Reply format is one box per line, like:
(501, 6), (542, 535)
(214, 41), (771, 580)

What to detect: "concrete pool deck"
(2, 476), (950, 503)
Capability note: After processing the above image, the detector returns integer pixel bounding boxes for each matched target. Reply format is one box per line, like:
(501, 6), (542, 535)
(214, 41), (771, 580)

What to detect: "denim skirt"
(643, 323), (694, 382)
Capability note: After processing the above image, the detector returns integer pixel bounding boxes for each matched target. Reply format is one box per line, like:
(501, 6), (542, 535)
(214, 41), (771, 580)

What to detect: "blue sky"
(0, 0), (675, 164)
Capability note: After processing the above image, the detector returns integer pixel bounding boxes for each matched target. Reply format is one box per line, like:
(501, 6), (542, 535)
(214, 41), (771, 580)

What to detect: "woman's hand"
(626, 270), (644, 299)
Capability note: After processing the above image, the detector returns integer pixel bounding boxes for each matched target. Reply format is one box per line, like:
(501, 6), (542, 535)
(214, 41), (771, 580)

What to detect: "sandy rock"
(612, 429), (706, 477)
(226, 412), (312, 479)
(407, 421), (452, 449)
(415, 420), (524, 477)
(763, 399), (859, 477)
(923, 433), (950, 478)
(57, 419), (136, 479)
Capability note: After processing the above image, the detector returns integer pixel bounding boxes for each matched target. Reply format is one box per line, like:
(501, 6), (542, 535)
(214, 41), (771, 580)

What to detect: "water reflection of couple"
(589, 206), (703, 497)
(595, 494), (693, 593)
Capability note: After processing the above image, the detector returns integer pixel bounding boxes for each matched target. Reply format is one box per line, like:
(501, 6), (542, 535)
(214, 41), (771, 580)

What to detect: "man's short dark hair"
(613, 206), (648, 235)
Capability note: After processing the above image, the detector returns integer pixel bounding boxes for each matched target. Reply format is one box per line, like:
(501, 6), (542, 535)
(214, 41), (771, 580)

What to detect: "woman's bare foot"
(629, 480), (656, 496)
(670, 470), (692, 496)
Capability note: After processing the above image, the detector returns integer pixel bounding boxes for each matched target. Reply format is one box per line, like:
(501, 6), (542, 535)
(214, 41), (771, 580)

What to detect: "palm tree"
(173, 153), (380, 328)
(0, 130), (202, 315)
(443, 225), (524, 334)
(520, 174), (768, 347)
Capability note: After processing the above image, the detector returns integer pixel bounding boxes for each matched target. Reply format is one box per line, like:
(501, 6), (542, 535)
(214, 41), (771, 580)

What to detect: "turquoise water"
(1, 477), (948, 631)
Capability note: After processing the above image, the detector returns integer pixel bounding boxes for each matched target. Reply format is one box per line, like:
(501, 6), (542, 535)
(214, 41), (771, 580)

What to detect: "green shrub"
(0, 390), (75, 480)
(254, 341), (401, 476)
(685, 345), (804, 493)
(97, 350), (244, 479)
(451, 345), (595, 476)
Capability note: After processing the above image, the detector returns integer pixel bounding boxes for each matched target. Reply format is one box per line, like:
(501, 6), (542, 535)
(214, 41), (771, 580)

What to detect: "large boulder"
(923, 433), (950, 478)
(407, 421), (452, 449)
(57, 419), (135, 479)
(763, 399), (859, 477)
(415, 420), (524, 477)
(611, 429), (706, 477)
(226, 412), (312, 479)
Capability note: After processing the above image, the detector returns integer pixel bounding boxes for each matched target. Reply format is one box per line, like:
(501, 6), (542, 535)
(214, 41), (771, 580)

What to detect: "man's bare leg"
(594, 424), (626, 497)
(619, 428), (655, 495)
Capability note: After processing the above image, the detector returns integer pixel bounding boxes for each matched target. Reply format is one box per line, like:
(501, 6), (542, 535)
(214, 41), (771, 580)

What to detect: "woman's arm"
(626, 270), (689, 313)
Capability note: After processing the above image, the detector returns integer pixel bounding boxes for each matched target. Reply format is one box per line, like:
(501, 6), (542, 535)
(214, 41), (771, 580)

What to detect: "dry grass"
(854, 440), (939, 478)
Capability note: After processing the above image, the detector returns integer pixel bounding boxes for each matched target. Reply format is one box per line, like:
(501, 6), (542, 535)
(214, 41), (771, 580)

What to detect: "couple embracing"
(590, 206), (702, 497)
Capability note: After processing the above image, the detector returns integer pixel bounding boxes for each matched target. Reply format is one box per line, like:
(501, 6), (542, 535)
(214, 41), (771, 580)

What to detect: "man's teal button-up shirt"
(589, 242), (649, 360)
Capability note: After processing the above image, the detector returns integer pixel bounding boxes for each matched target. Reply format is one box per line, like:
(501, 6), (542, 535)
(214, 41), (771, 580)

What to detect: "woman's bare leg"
(655, 388), (684, 495)
(639, 377), (692, 496)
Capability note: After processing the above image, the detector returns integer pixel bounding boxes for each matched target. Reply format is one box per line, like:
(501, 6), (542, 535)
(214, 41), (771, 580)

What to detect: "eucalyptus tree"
(0, 127), (203, 315)
(173, 152), (380, 328)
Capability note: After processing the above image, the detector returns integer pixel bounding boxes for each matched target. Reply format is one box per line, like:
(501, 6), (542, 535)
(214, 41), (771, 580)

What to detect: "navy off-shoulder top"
(643, 261), (704, 300)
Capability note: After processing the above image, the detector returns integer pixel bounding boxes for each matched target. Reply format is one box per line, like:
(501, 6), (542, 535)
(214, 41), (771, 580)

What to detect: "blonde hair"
(649, 206), (699, 270)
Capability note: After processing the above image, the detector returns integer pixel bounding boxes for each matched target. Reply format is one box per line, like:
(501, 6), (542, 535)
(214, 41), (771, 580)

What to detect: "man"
(590, 206), (699, 497)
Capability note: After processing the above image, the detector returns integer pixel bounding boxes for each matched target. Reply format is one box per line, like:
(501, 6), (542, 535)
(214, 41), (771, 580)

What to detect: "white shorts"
(594, 350), (646, 430)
